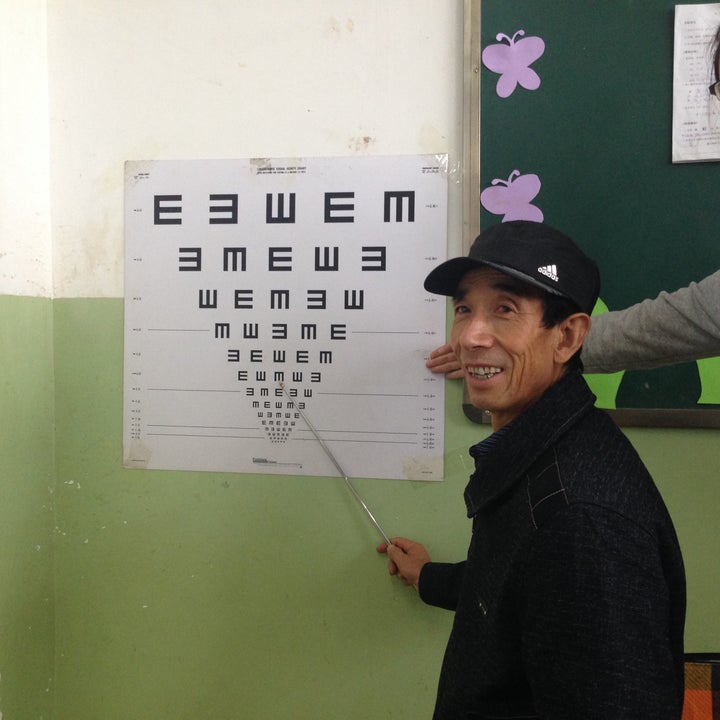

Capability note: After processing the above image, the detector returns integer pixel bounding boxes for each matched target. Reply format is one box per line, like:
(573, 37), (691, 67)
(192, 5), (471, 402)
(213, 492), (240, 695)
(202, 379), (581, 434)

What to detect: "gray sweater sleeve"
(582, 269), (720, 373)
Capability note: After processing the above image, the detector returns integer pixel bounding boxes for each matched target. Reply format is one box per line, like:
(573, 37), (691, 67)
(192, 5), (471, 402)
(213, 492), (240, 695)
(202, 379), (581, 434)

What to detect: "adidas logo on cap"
(537, 264), (559, 282)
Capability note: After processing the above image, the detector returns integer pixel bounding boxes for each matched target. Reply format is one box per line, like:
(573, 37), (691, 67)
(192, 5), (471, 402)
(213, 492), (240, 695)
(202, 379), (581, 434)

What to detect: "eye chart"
(123, 155), (447, 480)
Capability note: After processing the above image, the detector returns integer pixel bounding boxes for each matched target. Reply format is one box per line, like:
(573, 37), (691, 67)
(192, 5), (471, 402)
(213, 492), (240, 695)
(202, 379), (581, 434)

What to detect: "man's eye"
(454, 304), (470, 315)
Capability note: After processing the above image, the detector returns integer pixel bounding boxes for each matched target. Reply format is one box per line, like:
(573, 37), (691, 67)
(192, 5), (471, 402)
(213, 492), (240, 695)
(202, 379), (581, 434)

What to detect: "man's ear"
(554, 313), (591, 364)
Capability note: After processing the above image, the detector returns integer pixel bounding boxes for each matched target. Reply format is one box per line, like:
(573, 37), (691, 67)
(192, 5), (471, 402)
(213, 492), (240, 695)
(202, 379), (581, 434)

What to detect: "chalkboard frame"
(461, 0), (720, 429)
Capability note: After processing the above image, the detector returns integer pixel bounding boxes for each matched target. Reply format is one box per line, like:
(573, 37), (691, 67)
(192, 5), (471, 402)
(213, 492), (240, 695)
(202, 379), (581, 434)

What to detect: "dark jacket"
(420, 372), (686, 720)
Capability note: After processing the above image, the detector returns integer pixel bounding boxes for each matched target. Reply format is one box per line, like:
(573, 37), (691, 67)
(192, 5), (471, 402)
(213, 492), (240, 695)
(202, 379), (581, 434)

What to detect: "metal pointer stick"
(279, 383), (392, 545)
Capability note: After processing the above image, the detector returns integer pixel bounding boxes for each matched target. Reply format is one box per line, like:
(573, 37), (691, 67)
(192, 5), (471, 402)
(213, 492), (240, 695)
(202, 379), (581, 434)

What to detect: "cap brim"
(424, 257), (565, 298)
(424, 258), (483, 296)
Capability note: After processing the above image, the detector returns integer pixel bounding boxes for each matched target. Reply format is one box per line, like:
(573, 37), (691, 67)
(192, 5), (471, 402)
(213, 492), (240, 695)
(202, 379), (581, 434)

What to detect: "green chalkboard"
(476, 0), (720, 427)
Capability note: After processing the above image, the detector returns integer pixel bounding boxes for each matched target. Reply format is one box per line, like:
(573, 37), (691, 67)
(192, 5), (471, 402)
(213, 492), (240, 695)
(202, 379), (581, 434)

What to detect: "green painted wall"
(0, 296), (55, 720)
(2, 295), (719, 718)
(51, 299), (461, 720)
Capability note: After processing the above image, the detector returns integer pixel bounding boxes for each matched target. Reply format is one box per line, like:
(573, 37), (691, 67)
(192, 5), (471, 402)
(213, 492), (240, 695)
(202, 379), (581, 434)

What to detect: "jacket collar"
(463, 372), (596, 518)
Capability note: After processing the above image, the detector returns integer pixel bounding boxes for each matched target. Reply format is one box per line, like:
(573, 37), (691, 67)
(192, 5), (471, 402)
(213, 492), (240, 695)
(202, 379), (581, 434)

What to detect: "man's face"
(451, 266), (567, 430)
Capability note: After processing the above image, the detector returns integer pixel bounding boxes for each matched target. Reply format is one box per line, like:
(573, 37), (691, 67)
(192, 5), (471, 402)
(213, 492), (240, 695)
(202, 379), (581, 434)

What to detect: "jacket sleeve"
(519, 504), (685, 720)
(417, 561), (466, 611)
(582, 269), (720, 373)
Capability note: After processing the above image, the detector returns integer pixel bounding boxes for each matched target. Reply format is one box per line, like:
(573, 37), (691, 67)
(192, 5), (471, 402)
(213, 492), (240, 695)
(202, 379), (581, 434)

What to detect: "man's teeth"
(468, 366), (503, 380)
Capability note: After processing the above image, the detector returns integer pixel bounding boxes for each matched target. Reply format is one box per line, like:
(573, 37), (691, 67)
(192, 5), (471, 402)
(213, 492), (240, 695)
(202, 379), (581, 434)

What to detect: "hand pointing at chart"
(377, 537), (431, 588)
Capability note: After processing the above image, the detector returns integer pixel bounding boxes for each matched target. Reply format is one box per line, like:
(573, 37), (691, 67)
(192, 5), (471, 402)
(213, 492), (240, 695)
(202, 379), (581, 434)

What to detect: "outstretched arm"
(583, 270), (720, 373)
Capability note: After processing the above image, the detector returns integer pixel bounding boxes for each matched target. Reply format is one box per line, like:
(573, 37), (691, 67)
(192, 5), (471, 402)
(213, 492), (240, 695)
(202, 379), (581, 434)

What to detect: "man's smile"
(466, 365), (504, 380)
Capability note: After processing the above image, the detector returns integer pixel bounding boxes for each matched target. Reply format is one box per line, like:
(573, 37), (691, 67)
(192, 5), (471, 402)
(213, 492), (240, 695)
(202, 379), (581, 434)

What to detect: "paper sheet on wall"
(123, 155), (447, 480)
(672, 3), (720, 162)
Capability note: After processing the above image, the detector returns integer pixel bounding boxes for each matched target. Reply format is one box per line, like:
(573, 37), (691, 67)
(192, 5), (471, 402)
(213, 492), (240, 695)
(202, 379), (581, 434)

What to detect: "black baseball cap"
(424, 221), (600, 315)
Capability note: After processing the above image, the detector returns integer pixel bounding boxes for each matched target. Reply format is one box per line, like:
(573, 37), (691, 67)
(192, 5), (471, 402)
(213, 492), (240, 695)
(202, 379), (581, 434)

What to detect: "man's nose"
(456, 313), (495, 349)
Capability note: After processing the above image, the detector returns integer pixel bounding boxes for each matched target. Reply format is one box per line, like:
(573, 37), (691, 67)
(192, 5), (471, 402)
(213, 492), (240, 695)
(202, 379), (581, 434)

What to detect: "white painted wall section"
(0, 0), (52, 297)
(46, 0), (464, 298)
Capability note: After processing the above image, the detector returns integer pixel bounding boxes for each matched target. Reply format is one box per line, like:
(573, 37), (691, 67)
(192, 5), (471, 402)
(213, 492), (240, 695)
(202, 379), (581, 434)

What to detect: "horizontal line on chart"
(148, 388), (245, 393)
(146, 433), (417, 445)
(297, 430), (417, 436)
(146, 389), (420, 398)
(148, 433), (263, 439)
(318, 392), (417, 398)
(147, 328), (209, 332)
(148, 425), (416, 437)
(351, 331), (420, 335)
(148, 424), (259, 430)
(292, 437), (418, 445)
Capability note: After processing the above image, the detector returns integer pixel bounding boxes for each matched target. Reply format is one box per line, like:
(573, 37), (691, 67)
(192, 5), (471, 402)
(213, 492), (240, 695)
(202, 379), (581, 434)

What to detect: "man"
(378, 221), (686, 719)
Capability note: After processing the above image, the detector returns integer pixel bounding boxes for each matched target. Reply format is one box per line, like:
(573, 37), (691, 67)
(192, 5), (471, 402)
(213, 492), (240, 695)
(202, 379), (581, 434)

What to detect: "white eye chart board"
(123, 155), (447, 480)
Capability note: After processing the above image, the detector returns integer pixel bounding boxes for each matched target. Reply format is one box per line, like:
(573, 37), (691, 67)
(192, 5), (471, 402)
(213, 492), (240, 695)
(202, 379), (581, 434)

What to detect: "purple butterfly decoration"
(480, 170), (544, 222)
(482, 30), (545, 98)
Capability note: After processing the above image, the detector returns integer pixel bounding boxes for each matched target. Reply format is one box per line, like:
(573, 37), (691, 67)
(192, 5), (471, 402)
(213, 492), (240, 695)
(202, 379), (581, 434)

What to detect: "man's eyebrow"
(452, 287), (467, 303)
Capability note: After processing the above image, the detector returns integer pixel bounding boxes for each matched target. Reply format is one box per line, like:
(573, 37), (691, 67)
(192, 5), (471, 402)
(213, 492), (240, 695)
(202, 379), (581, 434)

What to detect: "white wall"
(0, 0), (52, 297)
(44, 0), (465, 298)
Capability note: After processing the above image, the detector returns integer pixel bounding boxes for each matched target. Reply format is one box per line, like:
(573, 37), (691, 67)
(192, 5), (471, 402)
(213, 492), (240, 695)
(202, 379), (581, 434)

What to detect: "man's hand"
(377, 537), (431, 589)
(426, 343), (464, 380)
